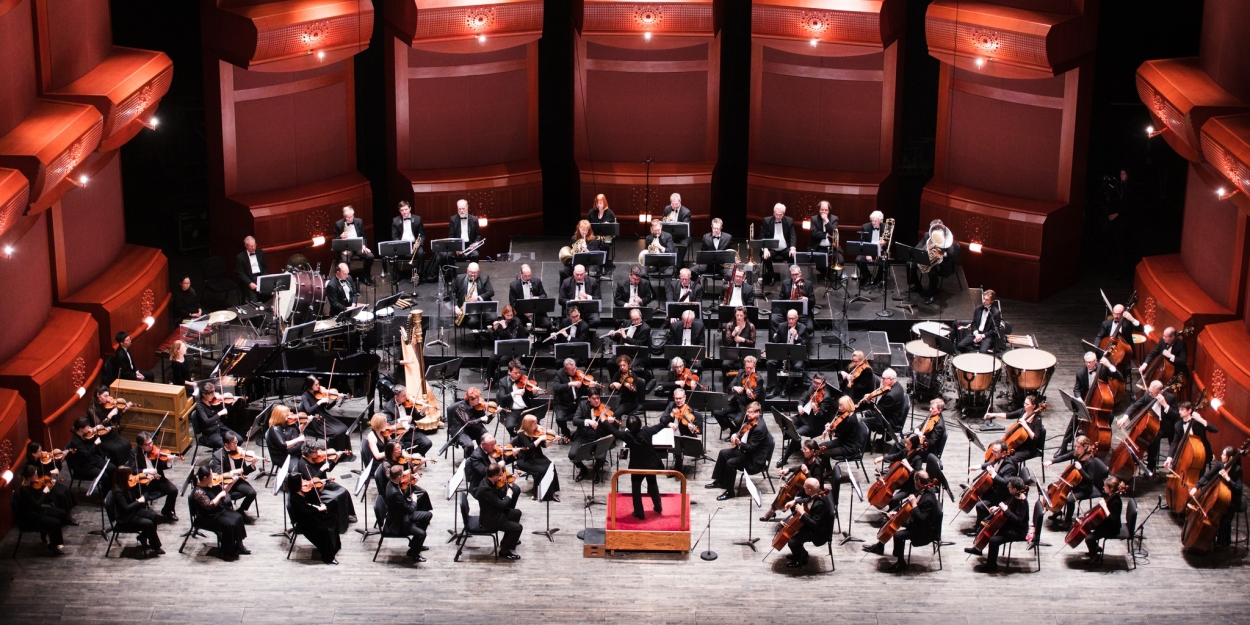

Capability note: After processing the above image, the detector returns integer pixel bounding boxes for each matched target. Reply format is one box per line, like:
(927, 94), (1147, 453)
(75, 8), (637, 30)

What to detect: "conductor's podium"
(603, 470), (691, 554)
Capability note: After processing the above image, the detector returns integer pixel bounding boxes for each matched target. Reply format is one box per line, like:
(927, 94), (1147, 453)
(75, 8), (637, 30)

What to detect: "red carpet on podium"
(611, 494), (688, 531)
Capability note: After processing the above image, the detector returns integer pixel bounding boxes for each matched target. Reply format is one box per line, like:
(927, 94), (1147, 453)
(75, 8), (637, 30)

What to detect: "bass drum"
(275, 270), (327, 325)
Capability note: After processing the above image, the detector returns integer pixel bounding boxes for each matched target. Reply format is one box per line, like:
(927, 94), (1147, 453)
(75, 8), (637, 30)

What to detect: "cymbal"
(207, 310), (237, 324)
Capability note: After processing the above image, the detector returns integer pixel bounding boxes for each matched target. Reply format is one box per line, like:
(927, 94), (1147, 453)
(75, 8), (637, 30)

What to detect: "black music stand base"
(533, 498), (560, 542)
(838, 495), (864, 545)
(733, 502), (759, 551)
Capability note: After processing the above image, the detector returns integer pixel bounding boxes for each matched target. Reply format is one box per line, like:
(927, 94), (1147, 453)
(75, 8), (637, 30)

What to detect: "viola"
(147, 446), (183, 463)
(799, 387), (826, 416)
(382, 421), (410, 439)
(492, 471), (516, 489)
(823, 408), (852, 440)
(867, 457), (913, 509)
(571, 370), (597, 386)
(36, 448), (73, 464)
(772, 487), (830, 552)
(740, 372), (759, 396)
(672, 404), (700, 435)
(398, 470), (420, 490)
(396, 453), (432, 468)
(286, 412), (315, 426)
(676, 369), (703, 391)
(313, 388), (349, 403)
(516, 374), (544, 395)
(82, 424), (111, 440)
(617, 371), (636, 390)
(127, 473), (153, 488)
(300, 477), (328, 492)
(1181, 438), (1250, 554)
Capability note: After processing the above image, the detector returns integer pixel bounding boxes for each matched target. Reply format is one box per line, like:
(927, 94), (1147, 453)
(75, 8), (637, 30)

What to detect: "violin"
(676, 368), (704, 391)
(672, 404), (700, 435)
(31, 474), (57, 490)
(205, 393), (242, 407)
(571, 370), (597, 386)
(285, 412), (315, 426)
(382, 420), (411, 439)
(309, 448), (352, 464)
(35, 448), (74, 464)
(617, 371), (636, 390)
(823, 408), (852, 439)
(398, 470), (420, 490)
(488, 445), (520, 460)
(740, 371), (759, 397)
(492, 470), (516, 488)
(314, 388), (349, 402)
(799, 386), (826, 416)
(147, 446), (184, 463)
(300, 477), (328, 492)
(82, 424), (111, 440)
(103, 398), (133, 410)
(592, 403), (615, 422)
(228, 449), (262, 464)
(396, 452), (433, 468)
(516, 374), (544, 395)
(847, 360), (870, 380)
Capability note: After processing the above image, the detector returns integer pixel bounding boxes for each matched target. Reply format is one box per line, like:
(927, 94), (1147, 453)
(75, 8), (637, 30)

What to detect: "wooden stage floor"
(2, 244), (1249, 624)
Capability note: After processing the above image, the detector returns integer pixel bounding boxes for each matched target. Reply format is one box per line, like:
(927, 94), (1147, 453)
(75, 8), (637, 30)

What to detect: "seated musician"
(86, 384), (135, 467)
(66, 416), (116, 485)
(550, 306), (591, 345)
(662, 193), (693, 265)
(967, 441), (1021, 536)
(665, 268), (702, 311)
(364, 413), (397, 469)
(235, 235), (268, 303)
(210, 433), (259, 517)
(763, 439), (838, 523)
(863, 369), (906, 439)
(171, 276), (202, 322)
(1140, 326), (1188, 379)
(819, 396), (862, 461)
(447, 387), (492, 453)
(669, 310), (705, 348)
(1163, 401), (1218, 477)
(391, 201), (426, 282)
(298, 376), (351, 450)
(705, 401), (771, 500)
(333, 205), (375, 286)
(496, 360), (539, 438)
(383, 465), (432, 562)
(129, 432), (180, 521)
(856, 211), (887, 287)
(453, 262), (496, 331)
(659, 388), (700, 472)
(14, 465), (67, 555)
(614, 265), (655, 309)
(694, 218), (733, 277)
(720, 305), (756, 374)
(1084, 476), (1126, 559)
(552, 358), (591, 440)
(808, 202), (839, 279)
(23, 442), (77, 524)
(612, 415), (669, 519)
(778, 374), (836, 467)
(765, 310), (811, 399)
(964, 475), (1029, 573)
(642, 220), (675, 272)
(558, 265), (601, 325)
(1121, 379), (1178, 471)
(837, 350), (875, 402)
(721, 267), (755, 308)
(760, 203), (796, 286)
(515, 415), (562, 501)
(326, 263), (360, 316)
(189, 466), (249, 560)
(508, 264), (551, 330)
(957, 290), (1001, 354)
(193, 382), (241, 452)
(266, 405), (306, 472)
(605, 307), (649, 355)
(875, 433), (949, 512)
(485, 305), (526, 379)
(291, 441), (356, 532)
(609, 354), (649, 419)
(1043, 434), (1107, 528)
(715, 355), (760, 436)
(568, 390), (615, 485)
(464, 435), (499, 492)
(1057, 352), (1124, 455)
(1192, 446), (1243, 548)
(382, 385), (433, 456)
(108, 467), (164, 554)
(780, 477), (837, 568)
(909, 220), (956, 305)
(473, 462), (524, 560)
(659, 357), (703, 398)
(911, 398), (949, 458)
(111, 331), (153, 383)
(773, 264), (815, 327)
(286, 473), (342, 564)
(863, 470), (943, 572)
(559, 220), (603, 282)
(984, 393), (1046, 463)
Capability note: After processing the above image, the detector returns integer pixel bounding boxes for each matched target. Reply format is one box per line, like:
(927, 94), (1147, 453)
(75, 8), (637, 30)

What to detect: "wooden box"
(110, 379), (194, 452)
(110, 379), (190, 416)
(582, 527), (607, 558)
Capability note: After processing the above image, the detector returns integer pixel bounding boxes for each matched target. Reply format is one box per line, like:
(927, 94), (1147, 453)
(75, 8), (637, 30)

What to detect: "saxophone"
(455, 280), (476, 326)
(639, 235), (663, 264)
(879, 218), (895, 261)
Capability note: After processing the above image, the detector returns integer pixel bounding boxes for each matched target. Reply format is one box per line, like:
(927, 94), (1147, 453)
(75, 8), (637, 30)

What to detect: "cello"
(959, 444), (1007, 513)
(772, 487), (831, 552)
(1165, 391), (1211, 512)
(877, 476), (939, 543)
(1043, 442), (1098, 512)
(1063, 481), (1128, 548)
(868, 438), (927, 509)
(991, 402), (1047, 461)
(1180, 439), (1250, 554)
(1080, 354), (1117, 453)
(1107, 381), (1179, 480)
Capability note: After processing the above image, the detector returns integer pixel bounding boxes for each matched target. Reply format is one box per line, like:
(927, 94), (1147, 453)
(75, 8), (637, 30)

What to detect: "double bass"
(1180, 439), (1250, 554)
(1099, 292), (1138, 368)
(772, 486), (831, 552)
(1140, 325), (1195, 388)
(1165, 391), (1211, 512)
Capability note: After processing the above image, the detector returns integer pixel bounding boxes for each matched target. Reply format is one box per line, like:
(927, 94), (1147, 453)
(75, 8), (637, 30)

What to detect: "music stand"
(563, 299), (601, 318)
(765, 343), (808, 392)
(720, 347), (761, 363)
(844, 241), (877, 304)
(770, 407), (800, 456)
(920, 329), (958, 356)
(770, 299), (808, 317)
(281, 319), (319, 345)
(663, 345), (705, 368)
(688, 390), (726, 460)
(839, 458), (866, 544)
(572, 251), (607, 272)
(893, 243), (930, 307)
(666, 301), (701, 321)
(697, 251), (736, 286)
(257, 273), (292, 296)
(494, 339), (531, 361)
(514, 297), (555, 326)
(354, 459), (380, 540)
(445, 461), (467, 542)
(615, 345), (648, 370)
(533, 463), (560, 541)
(463, 301), (498, 318)
(734, 470), (763, 550)
(660, 222), (690, 240)
(643, 252), (677, 279)
(611, 307), (637, 322)
(576, 434), (616, 508)
(431, 238), (465, 255)
(590, 222), (619, 239)
(378, 240), (413, 258)
(331, 237), (364, 256)
(554, 342), (591, 366)
(953, 415), (987, 464)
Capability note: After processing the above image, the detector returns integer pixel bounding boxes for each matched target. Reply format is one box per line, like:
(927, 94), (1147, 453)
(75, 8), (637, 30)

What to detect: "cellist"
(964, 476), (1029, 573)
(966, 440), (1021, 535)
(1057, 352), (1124, 455)
(984, 394), (1046, 463)
(1082, 476), (1126, 560)
(862, 470), (942, 572)
(762, 439), (837, 522)
(1042, 435), (1107, 528)
(1191, 446), (1243, 548)
(779, 477), (836, 569)
(875, 433), (949, 512)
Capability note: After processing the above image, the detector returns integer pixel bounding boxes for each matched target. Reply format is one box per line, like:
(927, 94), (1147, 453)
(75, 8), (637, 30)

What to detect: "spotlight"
(643, 31), (652, 42)
(316, 50), (326, 61)
(801, 219), (811, 230)
(0, 470), (11, 488)
(638, 213), (651, 223)
(1211, 397), (1223, 410)
(312, 235), (326, 247)
(969, 242), (983, 253)
(478, 34), (487, 44)
(809, 38), (818, 47)
(76, 387), (87, 398)
(975, 57), (986, 69)
(1217, 187), (1241, 200)
(143, 316), (155, 329)
(67, 174), (88, 188)
(2, 245), (12, 257)
(1144, 324), (1154, 335)
(139, 116), (159, 131)
(1146, 125), (1165, 138)
(478, 216), (488, 228)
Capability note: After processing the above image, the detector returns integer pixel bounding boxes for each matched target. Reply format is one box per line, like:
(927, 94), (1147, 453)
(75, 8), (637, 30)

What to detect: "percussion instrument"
(905, 340), (946, 377)
(952, 354), (1000, 393)
(275, 270), (327, 325)
(352, 309), (375, 333)
(910, 321), (951, 340)
(206, 310), (238, 324)
(1001, 348), (1056, 391)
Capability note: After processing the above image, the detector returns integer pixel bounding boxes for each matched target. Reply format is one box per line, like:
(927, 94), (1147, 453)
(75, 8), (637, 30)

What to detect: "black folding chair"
(453, 491), (500, 562)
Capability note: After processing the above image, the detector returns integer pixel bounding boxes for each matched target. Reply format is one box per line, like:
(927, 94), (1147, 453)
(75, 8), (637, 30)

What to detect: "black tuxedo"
(383, 480), (432, 554)
(710, 420), (773, 489)
(958, 304), (1001, 353)
(1145, 338), (1189, 377)
(333, 217), (375, 279)
(558, 275), (601, 324)
(1095, 317), (1141, 346)
(696, 231), (733, 276)
(643, 232), (675, 261)
(110, 346), (152, 383)
(391, 215), (426, 243)
(719, 281), (756, 308)
(866, 383), (907, 435)
(472, 479), (523, 552)
(614, 280), (655, 308)
(235, 248), (268, 302)
(665, 279), (702, 305)
(448, 213), (483, 248)
(464, 446), (493, 492)
(888, 488), (942, 558)
(766, 320), (812, 393)
(613, 422), (670, 517)
(325, 274), (359, 316)
(786, 489), (836, 563)
(662, 204), (692, 227)
(668, 319), (706, 347)
(808, 214), (838, 250)
(508, 277), (550, 329)
(773, 277), (815, 326)
(856, 222), (886, 285)
(452, 274), (495, 329)
(760, 215), (796, 282)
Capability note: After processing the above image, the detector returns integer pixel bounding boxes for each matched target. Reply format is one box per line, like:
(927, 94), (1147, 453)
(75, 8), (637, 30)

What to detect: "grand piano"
(215, 342), (381, 399)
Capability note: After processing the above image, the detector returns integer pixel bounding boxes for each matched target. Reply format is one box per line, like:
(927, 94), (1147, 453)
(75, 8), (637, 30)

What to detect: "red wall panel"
(408, 70), (530, 169)
(1200, 0), (1250, 103)
(42, 0), (112, 90)
(757, 72), (882, 172)
(234, 82), (352, 195)
(1180, 164), (1237, 309)
(945, 90), (1063, 202)
(584, 70), (708, 163)
(59, 154), (124, 294)
(0, 0), (37, 137)
(0, 213), (52, 365)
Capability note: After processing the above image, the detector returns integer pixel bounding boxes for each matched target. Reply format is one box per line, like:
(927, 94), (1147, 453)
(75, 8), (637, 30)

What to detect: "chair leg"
(104, 530), (117, 557)
(11, 531), (21, 559)
(286, 532), (298, 559)
(827, 541), (835, 572)
(190, 442), (200, 464)
(936, 542), (943, 570)
(373, 534), (385, 562)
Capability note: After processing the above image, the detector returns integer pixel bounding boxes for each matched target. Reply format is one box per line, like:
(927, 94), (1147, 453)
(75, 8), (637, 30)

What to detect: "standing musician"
(210, 432), (259, 516)
(189, 465), (249, 560)
(515, 414), (562, 501)
(266, 405), (307, 472)
(609, 354), (649, 419)
(291, 441), (356, 532)
(721, 267), (756, 307)
(819, 395), (862, 460)
(558, 265), (601, 325)
(909, 219), (956, 305)
(715, 355), (760, 435)
(298, 375), (351, 450)
(14, 465), (67, 555)
(642, 220), (675, 270)
(452, 262), (496, 330)
(446, 387), (492, 453)
(508, 264), (551, 330)
(760, 203), (797, 285)
(1163, 401), (1218, 475)
(193, 382), (241, 453)
(287, 473), (342, 564)
(1083, 476), (1126, 559)
(614, 265), (655, 309)
(130, 431), (180, 521)
(864, 369), (906, 439)
(666, 268), (703, 309)
(1140, 326), (1188, 380)
(778, 374), (836, 466)
(86, 384), (135, 467)
(473, 462), (524, 560)
(774, 264), (815, 327)
(1043, 435), (1107, 528)
(957, 290), (1001, 353)
(111, 331), (153, 383)
(720, 306), (756, 373)
(967, 440), (1021, 535)
(496, 361), (539, 438)
(1057, 352), (1125, 455)
(333, 205), (375, 285)
(765, 310), (811, 399)
(485, 305), (526, 379)
(326, 263), (359, 316)
(706, 402), (772, 500)
(669, 310), (705, 348)
(612, 415), (669, 519)
(552, 358), (591, 440)
(391, 200), (426, 282)
(559, 220), (603, 282)
(1121, 379), (1178, 471)
(964, 476), (1029, 573)
(383, 464), (432, 561)
(1192, 446), (1244, 548)
(381, 385), (434, 456)
(23, 442), (77, 523)
(108, 467), (164, 555)
(856, 211), (887, 287)
(569, 390), (616, 484)
(235, 235), (268, 303)
(66, 415), (116, 485)
(780, 477), (837, 568)
(808, 201), (839, 265)
(862, 470), (943, 572)
(838, 350), (875, 402)
(983, 393), (1046, 463)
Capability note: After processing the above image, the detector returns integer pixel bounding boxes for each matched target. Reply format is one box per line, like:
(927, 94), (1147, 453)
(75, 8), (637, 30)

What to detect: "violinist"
(668, 310), (705, 348)
(772, 264), (815, 327)
(819, 395), (862, 461)
(665, 269), (703, 310)
(108, 467), (164, 554)
(286, 473), (342, 564)
(720, 305), (756, 374)
(956, 290), (1001, 354)
(1192, 446), (1244, 548)
(464, 434), (499, 491)
(550, 305), (591, 345)
(706, 402), (772, 500)
(660, 357), (703, 397)
(473, 462), (523, 560)
(964, 476), (1029, 573)
(515, 414), (562, 501)
(967, 441), (1021, 536)
(609, 354), (649, 419)
(553, 358), (590, 440)
(862, 470), (942, 572)
(762, 440), (837, 523)
(778, 374), (836, 466)
(23, 441), (78, 523)
(1164, 401), (1218, 475)
(984, 394), (1045, 463)
(189, 465), (249, 560)
(365, 413), (399, 465)
(1121, 379), (1177, 470)
(508, 264), (551, 330)
(1083, 476), (1126, 559)
(497, 361), (540, 438)
(613, 265), (655, 309)
(65, 415), (115, 486)
(837, 350), (874, 402)
(721, 267), (755, 308)
(557, 265), (601, 325)
(85, 385), (134, 467)
(209, 432), (258, 516)
(381, 385), (433, 456)
(715, 356), (760, 435)
(265, 405), (306, 472)
(193, 382), (241, 453)
(446, 386), (492, 452)
(780, 477), (836, 568)
(130, 431), (180, 521)
(298, 375), (351, 450)
(1043, 435), (1107, 528)
(765, 310), (811, 399)
(612, 415), (669, 520)
(13, 465), (67, 555)
(569, 390), (615, 484)
(1140, 326), (1188, 379)
(383, 465), (432, 562)
(661, 388), (700, 472)
(863, 369), (906, 439)
(1058, 352), (1126, 455)
(292, 442), (356, 533)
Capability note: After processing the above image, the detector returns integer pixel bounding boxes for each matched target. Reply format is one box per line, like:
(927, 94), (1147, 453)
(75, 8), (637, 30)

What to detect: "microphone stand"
(691, 507), (722, 561)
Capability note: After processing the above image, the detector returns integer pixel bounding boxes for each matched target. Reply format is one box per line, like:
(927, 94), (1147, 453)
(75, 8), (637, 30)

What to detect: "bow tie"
(523, 282), (530, 287)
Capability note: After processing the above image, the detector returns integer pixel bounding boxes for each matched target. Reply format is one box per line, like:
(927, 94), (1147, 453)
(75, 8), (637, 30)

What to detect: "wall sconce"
(67, 174), (89, 188)
(1211, 397), (1223, 410)
(76, 386), (87, 398)
(1144, 324), (1154, 335)
(139, 117), (159, 131)
(968, 242), (983, 253)
(638, 213), (651, 223)
(316, 50), (326, 61)
(477, 34), (487, 44)
(975, 57), (987, 69)
(1217, 187), (1241, 200)
(478, 216), (488, 228)
(801, 219), (811, 230)
(1, 245), (12, 258)
(143, 316), (155, 329)
(643, 31), (652, 42)
(809, 38), (818, 48)
(311, 235), (326, 247)
(0, 469), (11, 488)
(1146, 125), (1165, 138)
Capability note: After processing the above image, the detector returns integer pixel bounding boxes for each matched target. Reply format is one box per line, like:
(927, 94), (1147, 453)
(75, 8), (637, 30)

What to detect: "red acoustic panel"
(386, 0), (544, 45)
(42, 47), (174, 152)
(58, 154), (125, 294)
(584, 70), (708, 163)
(0, 213), (52, 366)
(945, 88), (1064, 202)
(34, 0), (112, 91)
(925, 0), (1097, 79)
(234, 79), (352, 195)
(1134, 255), (1236, 341)
(1199, 113), (1250, 198)
(408, 66), (529, 169)
(0, 307), (98, 447)
(0, 0), (38, 138)
(581, 0), (714, 35)
(60, 245), (170, 372)
(0, 100), (103, 207)
(402, 165), (543, 259)
(1199, 0), (1250, 105)
(577, 161), (712, 236)
(0, 389), (28, 537)
(757, 70), (881, 172)
(1180, 164), (1239, 309)
(201, 0), (375, 71)
(0, 167), (28, 241)
(751, 0), (905, 48)
(1136, 58), (1248, 165)
(1193, 322), (1250, 448)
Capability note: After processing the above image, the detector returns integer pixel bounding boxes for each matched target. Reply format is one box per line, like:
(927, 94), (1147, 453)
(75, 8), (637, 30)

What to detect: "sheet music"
(652, 428), (675, 449)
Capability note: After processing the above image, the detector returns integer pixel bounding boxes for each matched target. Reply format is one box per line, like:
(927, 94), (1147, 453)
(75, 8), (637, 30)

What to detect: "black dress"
(190, 485), (247, 557)
(109, 486), (161, 548)
(23, 459), (76, 515)
(169, 360), (192, 389)
(288, 488), (341, 563)
(171, 287), (201, 320)
(14, 485), (66, 546)
(511, 431), (560, 500)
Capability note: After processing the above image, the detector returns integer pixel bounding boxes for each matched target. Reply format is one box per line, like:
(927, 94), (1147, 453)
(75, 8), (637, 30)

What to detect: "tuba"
(879, 217), (895, 261)
(559, 238), (588, 265)
(919, 229), (945, 274)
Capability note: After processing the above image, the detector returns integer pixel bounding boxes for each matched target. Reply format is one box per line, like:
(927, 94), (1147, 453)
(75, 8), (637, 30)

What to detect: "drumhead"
(275, 286), (296, 322)
(905, 340), (941, 358)
(952, 353), (1000, 374)
(1001, 348), (1057, 370)
(911, 321), (951, 338)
